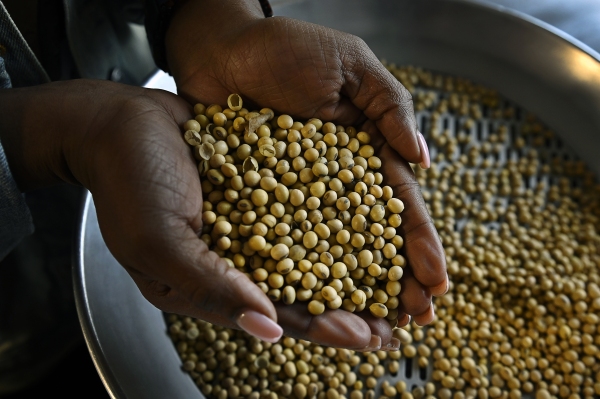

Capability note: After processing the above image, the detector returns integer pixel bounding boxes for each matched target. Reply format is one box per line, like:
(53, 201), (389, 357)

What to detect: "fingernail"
(417, 132), (430, 169)
(414, 304), (435, 326)
(431, 274), (449, 296)
(382, 337), (401, 351)
(362, 335), (381, 352)
(236, 310), (283, 343)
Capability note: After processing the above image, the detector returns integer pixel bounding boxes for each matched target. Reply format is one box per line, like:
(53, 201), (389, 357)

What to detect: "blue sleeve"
(0, 139), (33, 260)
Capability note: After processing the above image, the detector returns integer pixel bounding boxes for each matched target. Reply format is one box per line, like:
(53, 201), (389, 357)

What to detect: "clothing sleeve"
(144, 0), (273, 74)
(0, 139), (34, 260)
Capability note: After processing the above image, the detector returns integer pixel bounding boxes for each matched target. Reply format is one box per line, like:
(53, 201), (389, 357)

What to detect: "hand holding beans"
(186, 95), (412, 319)
(159, 0), (447, 349)
(167, 92), (446, 350)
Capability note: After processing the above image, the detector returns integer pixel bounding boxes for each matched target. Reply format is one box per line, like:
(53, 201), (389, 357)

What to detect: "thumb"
(126, 223), (283, 343)
(340, 38), (429, 168)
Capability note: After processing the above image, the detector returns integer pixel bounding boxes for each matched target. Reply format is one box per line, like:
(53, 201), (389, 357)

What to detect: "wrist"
(164, 0), (267, 82)
(0, 84), (77, 191)
(0, 80), (147, 192)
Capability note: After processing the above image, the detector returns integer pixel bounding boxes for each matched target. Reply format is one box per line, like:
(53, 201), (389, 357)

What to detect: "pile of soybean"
(182, 94), (406, 319)
(167, 65), (600, 399)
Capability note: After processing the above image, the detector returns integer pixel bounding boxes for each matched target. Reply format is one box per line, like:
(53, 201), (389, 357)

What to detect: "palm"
(173, 23), (444, 315)
(86, 90), (206, 299)
(80, 85), (389, 349)
(175, 17), (371, 127)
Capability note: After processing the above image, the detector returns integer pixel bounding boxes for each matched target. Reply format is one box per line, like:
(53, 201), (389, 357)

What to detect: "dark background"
(5, 343), (107, 398)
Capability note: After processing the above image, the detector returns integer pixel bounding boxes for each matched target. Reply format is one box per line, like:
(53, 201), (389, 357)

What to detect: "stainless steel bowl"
(74, 1), (600, 397)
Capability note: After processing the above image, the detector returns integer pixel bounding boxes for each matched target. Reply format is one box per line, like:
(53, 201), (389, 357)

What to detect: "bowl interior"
(75, 1), (600, 398)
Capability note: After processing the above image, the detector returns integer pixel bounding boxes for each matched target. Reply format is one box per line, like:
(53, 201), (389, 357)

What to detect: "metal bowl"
(74, 1), (600, 397)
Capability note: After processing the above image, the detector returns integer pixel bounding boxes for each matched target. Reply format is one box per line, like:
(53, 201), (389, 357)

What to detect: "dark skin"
(0, 0), (447, 352)
(166, 1), (447, 344)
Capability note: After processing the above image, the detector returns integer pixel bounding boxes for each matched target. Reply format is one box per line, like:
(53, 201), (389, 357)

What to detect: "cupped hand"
(0, 79), (405, 351)
(165, 1), (447, 335)
(76, 81), (425, 351)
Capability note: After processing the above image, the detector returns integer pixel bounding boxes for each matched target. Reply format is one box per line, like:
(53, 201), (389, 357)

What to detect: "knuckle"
(351, 35), (368, 50)
(191, 283), (217, 313)
(403, 219), (435, 242)
(390, 182), (437, 240)
(146, 280), (172, 297)
(392, 179), (421, 196)
(399, 87), (414, 105)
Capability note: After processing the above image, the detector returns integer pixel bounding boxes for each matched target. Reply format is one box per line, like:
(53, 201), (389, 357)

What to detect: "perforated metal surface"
(375, 76), (598, 397)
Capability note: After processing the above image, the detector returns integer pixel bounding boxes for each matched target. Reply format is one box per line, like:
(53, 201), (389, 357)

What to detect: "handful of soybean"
(182, 94), (406, 322)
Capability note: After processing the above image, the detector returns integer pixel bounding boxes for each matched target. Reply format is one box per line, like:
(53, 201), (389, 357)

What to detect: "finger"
(363, 122), (447, 291)
(413, 304), (435, 327)
(274, 302), (375, 350)
(397, 267), (431, 318)
(395, 273), (434, 328)
(274, 303), (399, 352)
(430, 275), (450, 297)
(274, 301), (400, 352)
(396, 313), (411, 328)
(354, 310), (399, 352)
(125, 224), (283, 343)
(340, 37), (427, 167)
